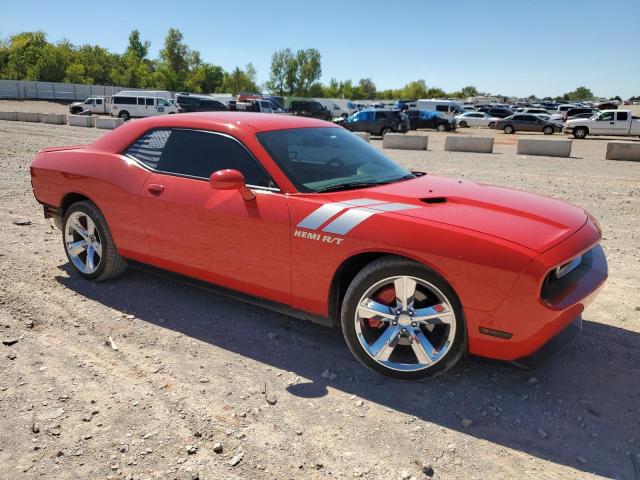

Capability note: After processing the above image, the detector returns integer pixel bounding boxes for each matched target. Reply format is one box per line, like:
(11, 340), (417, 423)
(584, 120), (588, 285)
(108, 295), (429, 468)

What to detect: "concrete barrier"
(444, 136), (494, 153)
(95, 117), (124, 130)
(40, 113), (67, 125)
(383, 133), (428, 150)
(16, 112), (41, 122)
(0, 111), (18, 121)
(606, 142), (640, 162)
(517, 139), (572, 157)
(68, 115), (95, 127)
(353, 132), (370, 143)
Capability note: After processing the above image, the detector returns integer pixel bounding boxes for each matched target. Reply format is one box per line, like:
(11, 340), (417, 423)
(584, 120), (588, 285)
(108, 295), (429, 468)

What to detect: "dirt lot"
(0, 117), (639, 480)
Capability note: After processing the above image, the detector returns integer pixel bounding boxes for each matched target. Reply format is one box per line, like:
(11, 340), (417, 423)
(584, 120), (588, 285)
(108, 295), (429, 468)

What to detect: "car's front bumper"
(465, 219), (607, 363)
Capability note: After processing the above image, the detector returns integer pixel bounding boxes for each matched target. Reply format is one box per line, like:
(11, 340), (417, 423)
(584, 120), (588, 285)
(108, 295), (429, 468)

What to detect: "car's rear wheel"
(488, 121), (496, 128)
(380, 127), (391, 137)
(436, 124), (447, 132)
(504, 125), (515, 134)
(118, 110), (131, 121)
(341, 257), (466, 380)
(63, 201), (127, 281)
(543, 126), (554, 135)
(458, 121), (468, 128)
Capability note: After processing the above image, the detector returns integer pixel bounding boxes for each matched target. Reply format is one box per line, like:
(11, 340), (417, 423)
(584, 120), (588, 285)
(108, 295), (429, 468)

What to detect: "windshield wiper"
(314, 174), (417, 193)
(315, 181), (387, 193)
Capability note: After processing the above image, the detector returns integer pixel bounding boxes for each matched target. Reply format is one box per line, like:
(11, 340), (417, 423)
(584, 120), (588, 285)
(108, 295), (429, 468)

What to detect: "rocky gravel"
(0, 116), (639, 480)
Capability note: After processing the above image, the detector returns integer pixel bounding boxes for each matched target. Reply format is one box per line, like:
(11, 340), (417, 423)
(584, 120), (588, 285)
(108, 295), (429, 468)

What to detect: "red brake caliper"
(368, 286), (396, 328)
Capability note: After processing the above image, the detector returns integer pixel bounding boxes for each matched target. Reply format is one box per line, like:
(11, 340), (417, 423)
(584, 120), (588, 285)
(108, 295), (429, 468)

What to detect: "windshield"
(257, 127), (412, 193)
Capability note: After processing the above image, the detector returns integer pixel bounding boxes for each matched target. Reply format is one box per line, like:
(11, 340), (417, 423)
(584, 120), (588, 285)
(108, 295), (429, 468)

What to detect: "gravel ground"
(0, 118), (639, 480)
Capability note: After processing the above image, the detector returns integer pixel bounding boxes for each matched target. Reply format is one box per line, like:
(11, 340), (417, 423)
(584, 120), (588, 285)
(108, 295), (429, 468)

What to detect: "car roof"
(91, 112), (338, 153)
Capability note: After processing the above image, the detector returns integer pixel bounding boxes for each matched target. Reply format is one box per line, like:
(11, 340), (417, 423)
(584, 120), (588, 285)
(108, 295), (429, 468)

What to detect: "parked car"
(235, 99), (274, 113)
(563, 107), (598, 120)
(455, 112), (499, 128)
(344, 109), (409, 136)
(69, 96), (108, 115)
(564, 110), (640, 138)
(535, 114), (563, 125)
(29, 112), (607, 380)
(289, 100), (332, 121)
(515, 108), (550, 115)
(316, 98), (357, 119)
(476, 107), (513, 118)
(494, 114), (563, 134)
(406, 110), (456, 131)
(174, 93), (228, 113)
(109, 93), (178, 120)
(595, 102), (618, 110)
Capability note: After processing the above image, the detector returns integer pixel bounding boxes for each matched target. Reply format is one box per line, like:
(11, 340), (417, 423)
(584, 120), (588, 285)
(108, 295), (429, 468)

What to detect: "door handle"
(148, 184), (165, 194)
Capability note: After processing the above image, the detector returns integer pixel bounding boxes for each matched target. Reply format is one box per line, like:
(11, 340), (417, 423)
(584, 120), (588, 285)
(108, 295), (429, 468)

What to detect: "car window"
(96, 99), (103, 105)
(257, 127), (410, 193)
(125, 129), (273, 187)
(375, 111), (390, 120)
(598, 112), (614, 121)
(617, 111), (628, 121)
(157, 98), (169, 107)
(145, 98), (155, 106)
(435, 105), (448, 112)
(113, 96), (136, 105)
(86, 99), (95, 105)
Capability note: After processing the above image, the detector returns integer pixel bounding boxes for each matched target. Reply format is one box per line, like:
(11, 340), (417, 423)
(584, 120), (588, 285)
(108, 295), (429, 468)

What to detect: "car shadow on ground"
(56, 265), (640, 478)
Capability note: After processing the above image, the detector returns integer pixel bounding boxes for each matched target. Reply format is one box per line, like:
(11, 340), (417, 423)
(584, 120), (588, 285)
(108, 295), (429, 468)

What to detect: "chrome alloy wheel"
(355, 276), (457, 372)
(64, 211), (102, 274)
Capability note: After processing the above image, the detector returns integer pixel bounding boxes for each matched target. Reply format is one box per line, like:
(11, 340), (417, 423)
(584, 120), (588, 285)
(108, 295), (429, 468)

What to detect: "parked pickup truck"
(69, 96), (109, 115)
(564, 110), (640, 138)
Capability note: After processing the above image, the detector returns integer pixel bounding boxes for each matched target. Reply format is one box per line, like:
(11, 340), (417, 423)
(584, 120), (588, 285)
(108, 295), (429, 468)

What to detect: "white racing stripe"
(296, 198), (385, 230)
(297, 199), (418, 236)
(321, 203), (417, 235)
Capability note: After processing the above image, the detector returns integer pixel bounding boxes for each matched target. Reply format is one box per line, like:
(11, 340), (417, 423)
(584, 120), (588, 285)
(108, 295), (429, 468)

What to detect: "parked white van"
(416, 99), (464, 116)
(109, 91), (178, 120)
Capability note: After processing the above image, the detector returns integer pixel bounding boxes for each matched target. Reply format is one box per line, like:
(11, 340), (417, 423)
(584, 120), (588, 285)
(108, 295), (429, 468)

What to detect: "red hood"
(328, 175), (587, 253)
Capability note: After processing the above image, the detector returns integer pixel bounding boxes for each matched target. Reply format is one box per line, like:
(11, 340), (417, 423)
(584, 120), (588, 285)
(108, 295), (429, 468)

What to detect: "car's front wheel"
(63, 201), (127, 281)
(543, 126), (554, 135)
(573, 127), (588, 139)
(458, 121), (468, 128)
(380, 127), (392, 137)
(341, 257), (466, 380)
(436, 124), (447, 132)
(504, 125), (515, 134)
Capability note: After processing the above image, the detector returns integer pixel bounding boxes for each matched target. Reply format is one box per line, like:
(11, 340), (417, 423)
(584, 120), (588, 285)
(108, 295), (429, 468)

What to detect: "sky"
(2, 0), (639, 98)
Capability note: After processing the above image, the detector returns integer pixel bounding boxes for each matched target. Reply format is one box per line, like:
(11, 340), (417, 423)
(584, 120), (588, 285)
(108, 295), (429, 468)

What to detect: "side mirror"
(209, 169), (255, 201)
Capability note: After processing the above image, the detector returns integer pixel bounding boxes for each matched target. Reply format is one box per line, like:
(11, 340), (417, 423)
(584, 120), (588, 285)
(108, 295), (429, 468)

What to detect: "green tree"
(267, 48), (294, 95)
(65, 63), (87, 83)
(159, 28), (189, 75)
(563, 86), (594, 101)
(461, 85), (479, 98)
(294, 48), (321, 96)
(358, 78), (376, 99)
(125, 30), (150, 61)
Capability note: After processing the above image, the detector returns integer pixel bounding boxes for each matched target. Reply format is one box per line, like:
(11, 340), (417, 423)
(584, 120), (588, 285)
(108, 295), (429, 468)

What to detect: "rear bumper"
(466, 219), (607, 361)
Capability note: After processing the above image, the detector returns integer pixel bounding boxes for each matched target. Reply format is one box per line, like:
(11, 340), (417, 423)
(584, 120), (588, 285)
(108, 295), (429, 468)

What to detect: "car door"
(129, 128), (291, 304)
(591, 111), (615, 134)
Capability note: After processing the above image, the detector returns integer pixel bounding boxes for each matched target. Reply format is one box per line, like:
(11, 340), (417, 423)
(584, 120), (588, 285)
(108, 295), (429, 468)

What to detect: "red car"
(30, 113), (608, 380)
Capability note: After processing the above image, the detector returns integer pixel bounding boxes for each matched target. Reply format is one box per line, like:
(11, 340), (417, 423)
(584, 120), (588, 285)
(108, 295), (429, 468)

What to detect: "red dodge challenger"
(30, 113), (608, 379)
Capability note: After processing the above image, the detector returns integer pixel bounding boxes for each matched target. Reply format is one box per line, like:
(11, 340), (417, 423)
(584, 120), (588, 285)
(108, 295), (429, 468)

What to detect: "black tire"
(380, 127), (391, 137)
(436, 124), (447, 132)
(458, 121), (468, 128)
(573, 127), (587, 139)
(488, 121), (496, 129)
(62, 201), (127, 281)
(118, 110), (131, 121)
(543, 126), (554, 135)
(340, 256), (466, 380)
(504, 125), (515, 134)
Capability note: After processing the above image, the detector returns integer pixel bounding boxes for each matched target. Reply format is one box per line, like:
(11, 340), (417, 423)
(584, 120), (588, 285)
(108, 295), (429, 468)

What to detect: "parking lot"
(0, 115), (639, 479)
